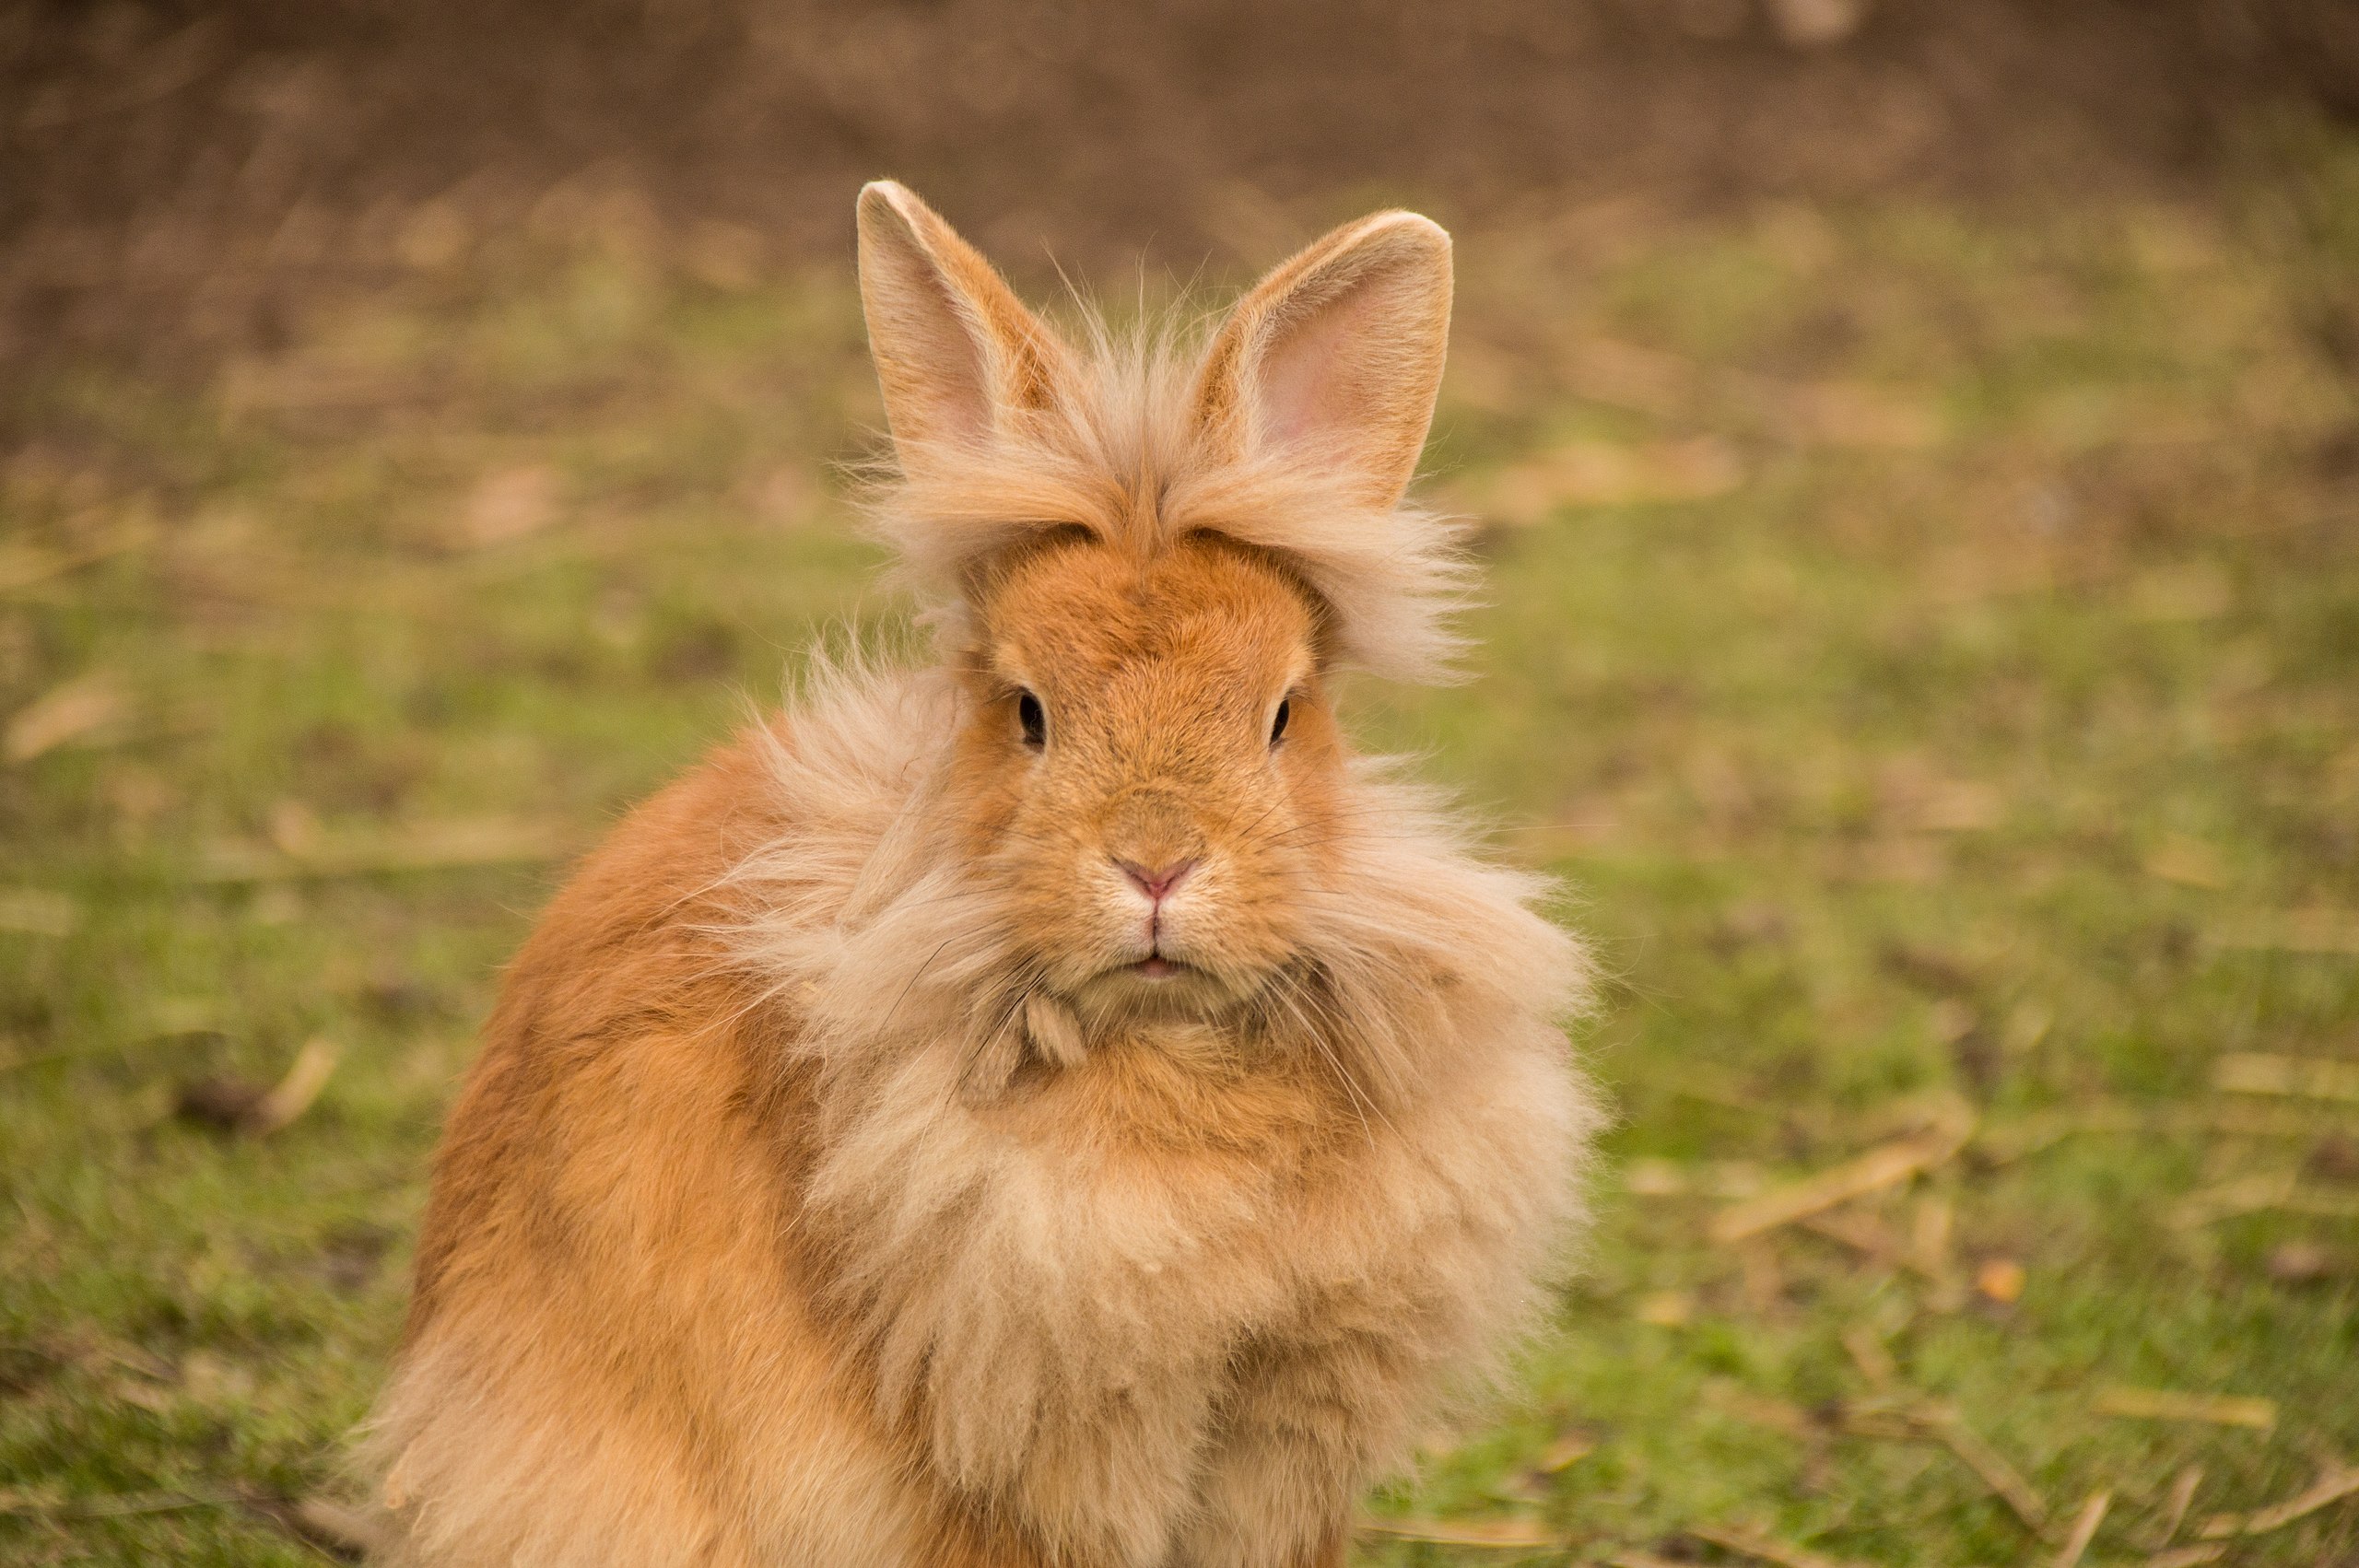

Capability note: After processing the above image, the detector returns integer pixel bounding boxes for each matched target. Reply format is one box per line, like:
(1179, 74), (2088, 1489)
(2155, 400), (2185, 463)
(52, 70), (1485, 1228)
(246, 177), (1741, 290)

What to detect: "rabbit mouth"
(1131, 956), (1187, 979)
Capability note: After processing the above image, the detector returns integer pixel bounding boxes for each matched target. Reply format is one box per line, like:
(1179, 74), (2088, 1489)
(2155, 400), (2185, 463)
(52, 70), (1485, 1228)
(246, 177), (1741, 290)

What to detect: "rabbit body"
(368, 185), (1596, 1568)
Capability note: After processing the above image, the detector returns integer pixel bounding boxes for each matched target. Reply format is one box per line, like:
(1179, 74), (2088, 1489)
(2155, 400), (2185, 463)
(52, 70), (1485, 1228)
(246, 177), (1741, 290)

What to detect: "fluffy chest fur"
(800, 1014), (1587, 1568)
(732, 666), (1596, 1566)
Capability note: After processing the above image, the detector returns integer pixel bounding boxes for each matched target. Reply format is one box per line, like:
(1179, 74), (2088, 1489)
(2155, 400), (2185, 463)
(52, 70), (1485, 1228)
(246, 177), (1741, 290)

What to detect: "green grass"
(5, 149), (2358, 1565)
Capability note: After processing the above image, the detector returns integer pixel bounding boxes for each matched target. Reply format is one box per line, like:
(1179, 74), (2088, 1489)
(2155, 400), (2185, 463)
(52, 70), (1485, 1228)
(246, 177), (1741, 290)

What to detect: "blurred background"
(5, 3), (2359, 1564)
(7, 0), (2359, 374)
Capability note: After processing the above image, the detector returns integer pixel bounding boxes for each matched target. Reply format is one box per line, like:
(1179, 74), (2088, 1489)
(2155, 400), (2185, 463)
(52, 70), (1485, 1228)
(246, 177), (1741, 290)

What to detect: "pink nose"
(1117, 858), (1196, 903)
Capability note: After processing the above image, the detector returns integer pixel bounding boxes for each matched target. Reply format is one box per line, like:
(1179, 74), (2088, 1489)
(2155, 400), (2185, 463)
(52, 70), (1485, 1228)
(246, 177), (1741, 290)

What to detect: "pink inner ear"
(924, 296), (997, 444)
(1253, 285), (1385, 456)
(879, 259), (998, 445)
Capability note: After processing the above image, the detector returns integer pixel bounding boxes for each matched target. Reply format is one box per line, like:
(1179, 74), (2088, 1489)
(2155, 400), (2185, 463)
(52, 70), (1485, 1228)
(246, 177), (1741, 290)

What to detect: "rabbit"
(363, 181), (1598, 1568)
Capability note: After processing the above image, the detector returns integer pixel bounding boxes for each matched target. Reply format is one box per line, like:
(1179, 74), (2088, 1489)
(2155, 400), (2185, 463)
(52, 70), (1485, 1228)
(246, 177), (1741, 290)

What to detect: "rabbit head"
(840, 181), (1498, 1087)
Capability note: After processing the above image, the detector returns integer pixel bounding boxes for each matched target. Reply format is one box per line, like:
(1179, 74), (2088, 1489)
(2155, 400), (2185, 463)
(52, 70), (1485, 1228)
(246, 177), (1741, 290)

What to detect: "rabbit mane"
(874, 315), (1475, 685)
(706, 651), (1594, 1564)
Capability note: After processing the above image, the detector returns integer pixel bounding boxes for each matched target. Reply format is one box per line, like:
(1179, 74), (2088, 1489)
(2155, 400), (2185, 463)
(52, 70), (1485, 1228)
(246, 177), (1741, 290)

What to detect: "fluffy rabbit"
(366, 181), (1597, 1568)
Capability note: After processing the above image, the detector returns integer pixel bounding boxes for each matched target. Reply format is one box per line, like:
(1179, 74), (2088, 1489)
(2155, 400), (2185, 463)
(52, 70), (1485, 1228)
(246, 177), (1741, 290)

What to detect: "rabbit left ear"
(856, 181), (1074, 455)
(1192, 210), (1453, 509)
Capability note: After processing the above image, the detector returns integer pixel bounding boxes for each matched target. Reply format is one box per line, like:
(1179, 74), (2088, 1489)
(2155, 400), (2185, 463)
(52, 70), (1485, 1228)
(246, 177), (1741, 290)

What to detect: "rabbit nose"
(1116, 858), (1196, 903)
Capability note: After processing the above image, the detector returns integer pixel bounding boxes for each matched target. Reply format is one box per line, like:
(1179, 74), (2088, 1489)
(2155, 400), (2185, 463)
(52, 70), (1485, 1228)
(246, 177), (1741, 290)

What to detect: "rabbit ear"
(1193, 210), (1453, 509)
(856, 181), (1073, 453)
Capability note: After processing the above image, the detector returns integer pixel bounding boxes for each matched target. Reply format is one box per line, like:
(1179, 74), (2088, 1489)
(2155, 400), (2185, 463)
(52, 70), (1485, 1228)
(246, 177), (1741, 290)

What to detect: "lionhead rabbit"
(367, 181), (1597, 1568)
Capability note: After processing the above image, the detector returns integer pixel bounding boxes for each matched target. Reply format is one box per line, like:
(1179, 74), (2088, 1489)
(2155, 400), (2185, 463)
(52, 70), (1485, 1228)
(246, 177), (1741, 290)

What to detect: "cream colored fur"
(364, 182), (1597, 1568)
(728, 665), (1594, 1567)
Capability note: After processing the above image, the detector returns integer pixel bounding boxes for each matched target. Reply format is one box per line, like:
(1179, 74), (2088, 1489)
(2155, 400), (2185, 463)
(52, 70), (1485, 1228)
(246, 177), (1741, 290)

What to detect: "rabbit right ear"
(856, 181), (1074, 455)
(1191, 210), (1453, 510)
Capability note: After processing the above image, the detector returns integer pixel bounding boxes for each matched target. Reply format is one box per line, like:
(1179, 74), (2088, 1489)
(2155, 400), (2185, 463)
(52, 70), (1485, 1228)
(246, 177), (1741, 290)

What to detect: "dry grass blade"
(2169, 1172), (2292, 1228)
(0, 532), (145, 596)
(1710, 1108), (1975, 1244)
(276, 1495), (393, 1560)
(2050, 1491), (2109, 1568)
(2215, 1052), (2359, 1105)
(2094, 1387), (2276, 1431)
(1535, 1431), (1597, 1471)
(1356, 1515), (1560, 1548)
(0, 544), (69, 594)
(1624, 1157), (1765, 1198)
(2150, 1465), (2203, 1548)
(5, 671), (129, 762)
(2191, 1103), (2359, 1138)
(1475, 436), (1743, 523)
(0, 889), (79, 937)
(1978, 1101), (2359, 1165)
(2171, 1172), (2359, 1228)
(1841, 1324), (1897, 1386)
(2142, 1546), (2225, 1567)
(2211, 910), (2359, 955)
(1709, 1383), (1823, 1441)
(176, 1039), (340, 1137)
(2279, 1188), (2359, 1219)
(1911, 1191), (1959, 1298)
(1798, 1208), (1905, 1265)
(1837, 1399), (2050, 1534)
(1927, 1410), (2050, 1534)
(1690, 1520), (1865, 1568)
(2196, 1461), (2359, 1539)
(5, 1485), (385, 1562)
(193, 818), (574, 883)
(0, 1486), (245, 1519)
(241, 1038), (339, 1135)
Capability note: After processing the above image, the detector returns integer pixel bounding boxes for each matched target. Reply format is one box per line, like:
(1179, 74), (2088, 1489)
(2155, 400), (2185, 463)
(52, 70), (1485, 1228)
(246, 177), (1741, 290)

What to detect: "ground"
(3, 131), (2358, 1566)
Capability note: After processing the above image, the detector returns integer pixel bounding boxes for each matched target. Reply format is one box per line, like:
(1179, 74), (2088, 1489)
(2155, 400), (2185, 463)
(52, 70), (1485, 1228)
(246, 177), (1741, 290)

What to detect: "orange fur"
(367, 184), (1597, 1567)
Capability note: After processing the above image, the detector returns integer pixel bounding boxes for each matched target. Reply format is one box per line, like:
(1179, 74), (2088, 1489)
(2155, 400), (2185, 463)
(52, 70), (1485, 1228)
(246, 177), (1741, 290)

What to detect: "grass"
(5, 145), (2358, 1566)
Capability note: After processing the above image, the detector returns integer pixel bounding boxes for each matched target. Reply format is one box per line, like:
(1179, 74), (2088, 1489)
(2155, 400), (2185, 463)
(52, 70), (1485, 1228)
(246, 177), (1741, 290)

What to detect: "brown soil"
(4, 0), (2355, 380)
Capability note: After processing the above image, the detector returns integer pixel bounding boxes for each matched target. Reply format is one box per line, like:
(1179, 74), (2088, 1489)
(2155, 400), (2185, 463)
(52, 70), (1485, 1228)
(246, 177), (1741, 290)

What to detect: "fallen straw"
(2214, 1051), (2359, 1105)
(0, 1487), (246, 1520)
(192, 818), (574, 884)
(2094, 1387), (2275, 1432)
(2170, 1172), (2359, 1229)
(243, 1038), (341, 1135)
(2050, 1491), (2109, 1568)
(1534, 1431), (1596, 1472)
(1977, 1100), (2359, 1165)
(1710, 1108), (1975, 1245)
(1689, 1521), (1865, 1568)
(1840, 1324), (1898, 1387)
(1923, 1409), (2050, 1536)
(1839, 1400), (2049, 1535)
(2197, 1461), (2359, 1540)
(1354, 1515), (1558, 1549)
(2149, 1465), (2202, 1549)
(2210, 910), (2359, 956)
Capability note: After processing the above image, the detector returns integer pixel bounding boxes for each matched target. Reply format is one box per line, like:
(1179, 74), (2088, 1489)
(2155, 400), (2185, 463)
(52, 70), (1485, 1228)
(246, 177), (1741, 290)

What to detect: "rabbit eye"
(1016, 689), (1047, 749)
(1269, 698), (1291, 746)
